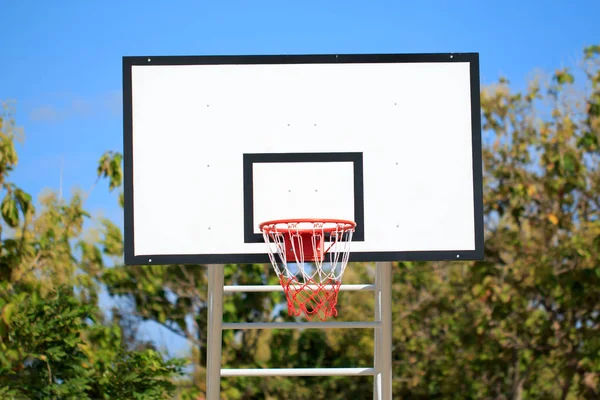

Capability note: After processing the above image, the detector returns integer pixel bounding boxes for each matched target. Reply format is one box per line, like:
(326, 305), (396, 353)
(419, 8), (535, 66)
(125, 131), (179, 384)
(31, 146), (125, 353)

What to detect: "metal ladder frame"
(206, 262), (393, 399)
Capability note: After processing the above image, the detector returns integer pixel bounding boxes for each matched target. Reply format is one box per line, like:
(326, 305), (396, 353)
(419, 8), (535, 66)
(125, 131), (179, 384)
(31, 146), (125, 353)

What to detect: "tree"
(0, 101), (185, 399)
(389, 45), (600, 399)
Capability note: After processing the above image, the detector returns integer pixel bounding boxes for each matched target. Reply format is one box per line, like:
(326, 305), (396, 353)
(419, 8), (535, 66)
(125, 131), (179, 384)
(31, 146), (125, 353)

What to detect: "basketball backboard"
(123, 53), (483, 265)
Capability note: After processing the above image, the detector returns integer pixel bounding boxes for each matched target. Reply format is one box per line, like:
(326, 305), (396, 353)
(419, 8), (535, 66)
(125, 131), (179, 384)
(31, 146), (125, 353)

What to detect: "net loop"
(260, 219), (355, 321)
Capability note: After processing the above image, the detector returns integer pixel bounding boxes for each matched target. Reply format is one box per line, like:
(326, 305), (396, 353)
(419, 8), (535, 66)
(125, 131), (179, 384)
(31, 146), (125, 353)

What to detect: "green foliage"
(0, 104), (184, 399)
(0, 286), (94, 399)
(0, 102), (22, 186)
(97, 151), (123, 192)
(0, 286), (184, 399)
(1, 186), (30, 228)
(96, 350), (185, 400)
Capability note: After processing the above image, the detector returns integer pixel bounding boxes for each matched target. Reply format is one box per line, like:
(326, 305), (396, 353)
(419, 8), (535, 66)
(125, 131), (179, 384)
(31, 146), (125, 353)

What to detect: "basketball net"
(260, 219), (355, 321)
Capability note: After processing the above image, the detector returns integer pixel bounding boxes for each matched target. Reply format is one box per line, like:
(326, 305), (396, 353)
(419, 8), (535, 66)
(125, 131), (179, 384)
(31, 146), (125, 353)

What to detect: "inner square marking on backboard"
(243, 152), (365, 244)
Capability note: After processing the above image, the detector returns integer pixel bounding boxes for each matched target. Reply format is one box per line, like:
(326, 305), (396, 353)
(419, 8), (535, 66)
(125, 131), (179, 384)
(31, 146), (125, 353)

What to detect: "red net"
(280, 276), (342, 320)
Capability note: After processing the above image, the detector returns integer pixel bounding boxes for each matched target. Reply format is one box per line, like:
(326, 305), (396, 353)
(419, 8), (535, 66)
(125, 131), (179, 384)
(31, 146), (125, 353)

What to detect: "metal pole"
(374, 261), (393, 400)
(374, 262), (382, 400)
(206, 264), (224, 400)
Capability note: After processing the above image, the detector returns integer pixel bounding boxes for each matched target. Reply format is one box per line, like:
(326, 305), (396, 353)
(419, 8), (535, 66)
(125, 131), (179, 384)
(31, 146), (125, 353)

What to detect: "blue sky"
(1, 0), (598, 355)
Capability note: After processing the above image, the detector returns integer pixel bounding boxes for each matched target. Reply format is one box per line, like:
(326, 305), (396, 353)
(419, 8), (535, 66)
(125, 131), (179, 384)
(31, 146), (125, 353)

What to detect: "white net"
(261, 220), (355, 320)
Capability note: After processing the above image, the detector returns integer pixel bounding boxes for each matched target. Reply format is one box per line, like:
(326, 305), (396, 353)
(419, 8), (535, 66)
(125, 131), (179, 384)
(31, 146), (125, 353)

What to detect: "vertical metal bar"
(380, 261), (394, 399)
(373, 262), (382, 400)
(374, 261), (393, 400)
(206, 264), (225, 400)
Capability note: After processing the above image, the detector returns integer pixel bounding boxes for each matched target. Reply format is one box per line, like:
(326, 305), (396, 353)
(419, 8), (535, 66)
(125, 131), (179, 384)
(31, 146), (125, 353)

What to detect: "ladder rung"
(221, 367), (375, 377)
(222, 321), (380, 329)
(223, 284), (375, 293)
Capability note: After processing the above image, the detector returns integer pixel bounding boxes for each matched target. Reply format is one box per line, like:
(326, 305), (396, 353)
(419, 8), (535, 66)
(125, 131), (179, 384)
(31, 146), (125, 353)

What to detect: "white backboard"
(123, 53), (483, 265)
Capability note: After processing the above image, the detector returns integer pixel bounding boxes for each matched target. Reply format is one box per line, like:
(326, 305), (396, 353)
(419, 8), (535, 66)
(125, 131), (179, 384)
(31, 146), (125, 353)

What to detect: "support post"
(206, 264), (225, 400)
(373, 261), (393, 400)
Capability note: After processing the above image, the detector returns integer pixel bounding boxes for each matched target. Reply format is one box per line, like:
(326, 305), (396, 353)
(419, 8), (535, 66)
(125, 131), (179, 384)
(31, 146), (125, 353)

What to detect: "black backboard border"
(123, 52), (483, 265)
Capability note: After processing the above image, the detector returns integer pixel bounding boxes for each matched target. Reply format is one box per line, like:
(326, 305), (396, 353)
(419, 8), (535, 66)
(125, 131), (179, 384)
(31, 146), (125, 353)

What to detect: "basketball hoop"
(259, 218), (356, 321)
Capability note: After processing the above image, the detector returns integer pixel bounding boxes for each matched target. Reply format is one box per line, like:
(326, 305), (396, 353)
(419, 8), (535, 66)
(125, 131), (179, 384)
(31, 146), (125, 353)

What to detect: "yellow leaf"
(527, 185), (537, 197)
(548, 214), (559, 225)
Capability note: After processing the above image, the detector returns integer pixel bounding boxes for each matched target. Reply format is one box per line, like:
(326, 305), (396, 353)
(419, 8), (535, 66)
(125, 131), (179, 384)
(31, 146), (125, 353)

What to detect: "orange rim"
(259, 218), (356, 234)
